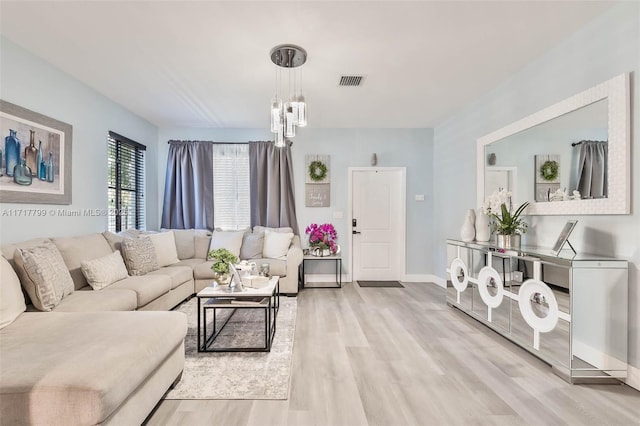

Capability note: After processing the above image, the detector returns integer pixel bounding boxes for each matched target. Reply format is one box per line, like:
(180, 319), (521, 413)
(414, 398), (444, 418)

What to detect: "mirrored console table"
(446, 239), (628, 383)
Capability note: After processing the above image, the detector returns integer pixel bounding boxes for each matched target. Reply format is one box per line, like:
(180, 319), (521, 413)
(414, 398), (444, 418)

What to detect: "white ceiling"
(0, 1), (616, 129)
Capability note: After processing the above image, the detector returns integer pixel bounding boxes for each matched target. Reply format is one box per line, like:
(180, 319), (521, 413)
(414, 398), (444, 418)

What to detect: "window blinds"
(212, 144), (250, 230)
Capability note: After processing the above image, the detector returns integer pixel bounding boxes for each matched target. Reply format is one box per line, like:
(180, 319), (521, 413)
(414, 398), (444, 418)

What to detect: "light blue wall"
(0, 37), (159, 243)
(157, 127), (434, 276)
(433, 3), (640, 375)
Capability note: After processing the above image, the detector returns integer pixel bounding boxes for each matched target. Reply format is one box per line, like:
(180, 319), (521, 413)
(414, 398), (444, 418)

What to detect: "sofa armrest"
(280, 235), (303, 294)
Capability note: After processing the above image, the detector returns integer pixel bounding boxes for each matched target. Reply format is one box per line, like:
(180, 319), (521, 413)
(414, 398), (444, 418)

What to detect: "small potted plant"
(305, 223), (338, 256)
(481, 189), (529, 249)
(208, 248), (238, 284)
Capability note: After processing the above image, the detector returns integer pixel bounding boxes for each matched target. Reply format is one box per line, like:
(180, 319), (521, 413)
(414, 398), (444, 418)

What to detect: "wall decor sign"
(305, 154), (330, 207)
(534, 154), (560, 202)
(0, 100), (72, 204)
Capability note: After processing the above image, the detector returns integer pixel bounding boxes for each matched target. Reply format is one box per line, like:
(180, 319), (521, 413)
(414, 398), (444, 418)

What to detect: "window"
(212, 144), (250, 230)
(107, 131), (146, 232)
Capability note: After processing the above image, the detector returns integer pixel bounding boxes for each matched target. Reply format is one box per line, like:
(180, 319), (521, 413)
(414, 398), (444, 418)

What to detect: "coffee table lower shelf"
(196, 278), (279, 353)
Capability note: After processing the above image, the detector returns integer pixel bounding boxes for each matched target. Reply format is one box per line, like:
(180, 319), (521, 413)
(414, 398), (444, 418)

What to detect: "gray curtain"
(161, 141), (214, 230)
(576, 140), (608, 199)
(249, 141), (299, 235)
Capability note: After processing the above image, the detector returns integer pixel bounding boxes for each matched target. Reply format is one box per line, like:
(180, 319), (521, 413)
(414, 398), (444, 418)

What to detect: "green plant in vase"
(481, 189), (530, 248)
(208, 248), (238, 284)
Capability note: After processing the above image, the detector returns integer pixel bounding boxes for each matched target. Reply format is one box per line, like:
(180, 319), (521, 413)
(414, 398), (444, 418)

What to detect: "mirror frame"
(477, 73), (630, 215)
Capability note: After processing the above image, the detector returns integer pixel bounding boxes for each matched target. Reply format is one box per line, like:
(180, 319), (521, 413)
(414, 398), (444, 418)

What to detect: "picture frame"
(0, 100), (72, 204)
(552, 220), (578, 255)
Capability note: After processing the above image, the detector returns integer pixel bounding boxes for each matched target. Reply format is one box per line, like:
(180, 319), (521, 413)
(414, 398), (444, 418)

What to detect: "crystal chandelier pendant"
(275, 126), (285, 147)
(296, 95), (307, 127)
(284, 104), (296, 138)
(270, 98), (282, 133)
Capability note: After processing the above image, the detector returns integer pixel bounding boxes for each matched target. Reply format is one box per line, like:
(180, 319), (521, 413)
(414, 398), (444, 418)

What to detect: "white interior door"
(351, 168), (405, 281)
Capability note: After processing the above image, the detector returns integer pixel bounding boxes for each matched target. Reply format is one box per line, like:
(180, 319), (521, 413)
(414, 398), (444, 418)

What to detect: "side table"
(300, 254), (342, 288)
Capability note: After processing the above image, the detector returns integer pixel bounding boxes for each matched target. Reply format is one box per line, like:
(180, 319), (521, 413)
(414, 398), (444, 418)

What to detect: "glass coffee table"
(196, 276), (279, 352)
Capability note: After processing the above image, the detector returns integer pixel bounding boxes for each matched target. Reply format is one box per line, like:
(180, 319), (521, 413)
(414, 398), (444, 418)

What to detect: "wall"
(0, 37), (159, 243)
(433, 2), (640, 387)
(157, 127), (434, 278)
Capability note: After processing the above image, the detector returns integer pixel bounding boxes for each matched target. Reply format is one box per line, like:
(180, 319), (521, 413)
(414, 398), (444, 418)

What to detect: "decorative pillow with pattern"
(120, 237), (159, 276)
(13, 241), (75, 312)
(81, 251), (129, 290)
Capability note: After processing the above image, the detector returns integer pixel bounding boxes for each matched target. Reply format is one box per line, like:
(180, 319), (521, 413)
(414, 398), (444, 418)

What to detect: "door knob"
(352, 230), (361, 235)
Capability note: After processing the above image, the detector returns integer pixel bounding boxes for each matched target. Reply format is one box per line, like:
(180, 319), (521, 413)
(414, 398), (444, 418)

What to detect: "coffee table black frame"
(197, 279), (279, 352)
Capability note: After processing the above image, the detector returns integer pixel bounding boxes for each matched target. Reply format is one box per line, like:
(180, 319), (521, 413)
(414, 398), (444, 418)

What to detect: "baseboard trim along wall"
(304, 274), (348, 284)
(626, 364), (640, 391)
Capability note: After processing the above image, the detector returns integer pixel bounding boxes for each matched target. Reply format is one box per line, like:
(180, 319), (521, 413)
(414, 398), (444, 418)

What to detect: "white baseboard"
(626, 364), (640, 391)
(401, 274), (447, 288)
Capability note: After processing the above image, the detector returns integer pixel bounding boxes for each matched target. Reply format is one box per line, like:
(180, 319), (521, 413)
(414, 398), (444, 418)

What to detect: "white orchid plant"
(481, 189), (529, 235)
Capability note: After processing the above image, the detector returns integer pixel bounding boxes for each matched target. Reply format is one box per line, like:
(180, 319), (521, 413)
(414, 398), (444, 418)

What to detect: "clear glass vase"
(13, 158), (33, 186)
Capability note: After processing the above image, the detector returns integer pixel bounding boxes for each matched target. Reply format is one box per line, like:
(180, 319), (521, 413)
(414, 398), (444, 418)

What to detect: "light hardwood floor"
(147, 282), (640, 425)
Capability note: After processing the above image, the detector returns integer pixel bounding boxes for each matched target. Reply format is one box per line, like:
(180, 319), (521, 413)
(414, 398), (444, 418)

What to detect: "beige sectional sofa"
(0, 226), (303, 425)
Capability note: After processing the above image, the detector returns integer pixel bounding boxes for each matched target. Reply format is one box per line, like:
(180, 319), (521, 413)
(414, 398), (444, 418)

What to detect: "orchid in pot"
(305, 223), (339, 256)
(481, 189), (530, 248)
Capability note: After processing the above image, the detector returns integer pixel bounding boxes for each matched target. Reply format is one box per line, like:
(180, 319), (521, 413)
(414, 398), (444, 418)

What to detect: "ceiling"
(0, 1), (616, 129)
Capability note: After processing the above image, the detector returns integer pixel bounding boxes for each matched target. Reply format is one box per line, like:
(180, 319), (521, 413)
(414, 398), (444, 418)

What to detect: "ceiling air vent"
(338, 75), (364, 87)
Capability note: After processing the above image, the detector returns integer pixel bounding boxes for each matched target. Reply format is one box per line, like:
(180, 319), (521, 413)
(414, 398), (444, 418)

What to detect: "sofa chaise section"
(0, 310), (187, 426)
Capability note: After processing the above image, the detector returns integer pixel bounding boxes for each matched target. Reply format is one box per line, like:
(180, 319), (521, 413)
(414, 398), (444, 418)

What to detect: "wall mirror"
(477, 73), (630, 215)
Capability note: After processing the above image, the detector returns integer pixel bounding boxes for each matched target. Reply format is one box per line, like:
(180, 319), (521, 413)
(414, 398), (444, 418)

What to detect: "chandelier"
(270, 44), (307, 147)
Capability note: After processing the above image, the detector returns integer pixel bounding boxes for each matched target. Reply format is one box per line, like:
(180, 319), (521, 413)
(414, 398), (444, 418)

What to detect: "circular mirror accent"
(449, 258), (468, 292)
(518, 279), (559, 332)
(477, 266), (504, 308)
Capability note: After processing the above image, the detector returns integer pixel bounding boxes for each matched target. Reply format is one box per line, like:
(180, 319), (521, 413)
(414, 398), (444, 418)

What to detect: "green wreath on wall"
(540, 160), (559, 181)
(308, 160), (328, 182)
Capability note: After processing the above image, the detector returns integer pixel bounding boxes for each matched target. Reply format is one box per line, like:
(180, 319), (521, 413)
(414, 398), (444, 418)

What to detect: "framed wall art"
(0, 100), (72, 204)
(305, 154), (330, 207)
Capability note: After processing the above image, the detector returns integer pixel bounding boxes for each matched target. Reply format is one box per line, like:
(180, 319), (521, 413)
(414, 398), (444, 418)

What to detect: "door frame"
(347, 167), (407, 283)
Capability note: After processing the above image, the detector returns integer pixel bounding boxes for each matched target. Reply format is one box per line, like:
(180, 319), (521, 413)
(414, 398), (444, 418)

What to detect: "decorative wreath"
(308, 160), (328, 182)
(540, 160), (559, 181)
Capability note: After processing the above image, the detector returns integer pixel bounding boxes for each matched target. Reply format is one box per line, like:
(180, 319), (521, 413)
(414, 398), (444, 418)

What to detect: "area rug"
(165, 297), (296, 400)
(357, 280), (404, 288)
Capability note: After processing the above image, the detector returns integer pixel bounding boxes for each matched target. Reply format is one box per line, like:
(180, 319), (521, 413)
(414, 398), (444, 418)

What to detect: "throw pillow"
(81, 251), (129, 290)
(120, 237), (159, 276)
(208, 229), (246, 259)
(102, 231), (124, 252)
(240, 232), (264, 260)
(147, 231), (180, 267)
(13, 241), (75, 312)
(262, 230), (293, 259)
(0, 256), (26, 329)
(170, 229), (196, 260)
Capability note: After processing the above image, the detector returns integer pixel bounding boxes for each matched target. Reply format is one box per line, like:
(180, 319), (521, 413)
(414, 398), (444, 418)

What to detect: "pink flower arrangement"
(305, 223), (338, 253)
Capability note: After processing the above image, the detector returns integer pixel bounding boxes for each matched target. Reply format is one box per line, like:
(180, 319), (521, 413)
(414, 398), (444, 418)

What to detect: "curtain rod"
(571, 140), (608, 147)
(166, 140), (292, 146)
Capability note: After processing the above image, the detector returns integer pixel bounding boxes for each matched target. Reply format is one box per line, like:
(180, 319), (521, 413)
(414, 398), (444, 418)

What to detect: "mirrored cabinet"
(446, 239), (628, 383)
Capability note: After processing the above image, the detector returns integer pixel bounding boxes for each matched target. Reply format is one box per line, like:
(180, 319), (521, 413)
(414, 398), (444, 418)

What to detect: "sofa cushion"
(194, 233), (211, 259)
(14, 241), (75, 312)
(102, 231), (123, 252)
(107, 275), (171, 308)
(170, 229), (195, 259)
(208, 229), (246, 259)
(52, 234), (114, 290)
(147, 231), (180, 267)
(52, 287), (137, 312)
(120, 237), (159, 276)
(193, 261), (217, 280)
(0, 256), (26, 330)
(0, 311), (187, 425)
(263, 230), (294, 259)
(240, 231), (264, 260)
(173, 258), (206, 268)
(81, 251), (129, 290)
(253, 225), (294, 234)
(148, 266), (193, 290)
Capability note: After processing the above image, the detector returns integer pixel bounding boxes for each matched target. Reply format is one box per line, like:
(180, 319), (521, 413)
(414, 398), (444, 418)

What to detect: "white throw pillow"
(147, 231), (180, 267)
(13, 241), (75, 312)
(0, 256), (26, 329)
(81, 251), (129, 290)
(262, 230), (293, 259)
(208, 229), (246, 258)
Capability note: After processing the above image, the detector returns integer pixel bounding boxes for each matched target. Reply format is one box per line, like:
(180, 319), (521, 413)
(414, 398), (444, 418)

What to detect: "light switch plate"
(332, 211), (343, 219)
(414, 194), (425, 201)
